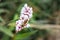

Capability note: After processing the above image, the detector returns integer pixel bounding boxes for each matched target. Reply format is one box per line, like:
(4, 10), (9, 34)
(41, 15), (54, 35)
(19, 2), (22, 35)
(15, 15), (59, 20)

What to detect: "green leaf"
(13, 14), (19, 21)
(8, 14), (18, 28)
(9, 25), (15, 31)
(0, 2), (17, 7)
(0, 17), (5, 22)
(8, 21), (16, 28)
(0, 2), (7, 7)
(2, 34), (9, 40)
(0, 26), (14, 37)
(14, 30), (37, 40)
(0, 9), (10, 14)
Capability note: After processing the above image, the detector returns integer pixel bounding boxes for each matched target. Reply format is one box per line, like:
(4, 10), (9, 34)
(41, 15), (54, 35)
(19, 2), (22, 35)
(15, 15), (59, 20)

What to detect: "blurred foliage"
(0, 26), (14, 37)
(0, 0), (60, 40)
(14, 30), (38, 40)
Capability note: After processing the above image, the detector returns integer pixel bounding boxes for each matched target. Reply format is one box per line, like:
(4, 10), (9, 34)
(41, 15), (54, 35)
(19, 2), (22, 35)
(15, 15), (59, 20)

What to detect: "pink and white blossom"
(20, 4), (33, 19)
(16, 3), (33, 33)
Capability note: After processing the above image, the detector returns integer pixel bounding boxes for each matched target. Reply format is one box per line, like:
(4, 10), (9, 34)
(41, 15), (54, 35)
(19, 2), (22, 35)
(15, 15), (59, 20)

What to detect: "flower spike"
(16, 3), (33, 33)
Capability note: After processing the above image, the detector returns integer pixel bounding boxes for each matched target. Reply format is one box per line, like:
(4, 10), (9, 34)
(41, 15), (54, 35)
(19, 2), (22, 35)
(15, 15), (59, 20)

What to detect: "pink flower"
(16, 3), (33, 33)
(16, 24), (22, 33)
(16, 20), (24, 33)
(20, 4), (33, 19)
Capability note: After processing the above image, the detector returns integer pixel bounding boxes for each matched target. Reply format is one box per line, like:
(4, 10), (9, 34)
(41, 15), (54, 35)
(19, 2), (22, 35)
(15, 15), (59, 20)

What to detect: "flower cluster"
(16, 4), (33, 33)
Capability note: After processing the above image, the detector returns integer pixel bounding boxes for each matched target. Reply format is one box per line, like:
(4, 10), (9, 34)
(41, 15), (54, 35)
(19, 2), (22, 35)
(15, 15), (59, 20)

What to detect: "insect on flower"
(16, 3), (33, 33)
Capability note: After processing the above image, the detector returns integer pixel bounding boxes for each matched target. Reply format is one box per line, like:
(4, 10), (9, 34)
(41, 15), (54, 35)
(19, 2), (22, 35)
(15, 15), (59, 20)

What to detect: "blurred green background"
(0, 0), (60, 40)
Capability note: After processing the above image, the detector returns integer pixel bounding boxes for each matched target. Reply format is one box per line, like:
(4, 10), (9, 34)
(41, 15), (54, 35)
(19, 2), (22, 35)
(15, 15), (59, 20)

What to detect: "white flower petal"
(30, 7), (33, 14)
(24, 24), (30, 28)
(21, 7), (25, 13)
(24, 3), (28, 8)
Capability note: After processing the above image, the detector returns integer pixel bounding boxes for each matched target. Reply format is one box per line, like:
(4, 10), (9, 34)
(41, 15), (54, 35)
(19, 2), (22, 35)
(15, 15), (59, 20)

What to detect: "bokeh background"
(0, 0), (60, 40)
